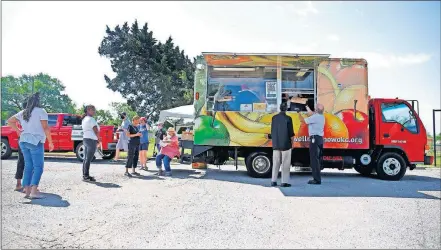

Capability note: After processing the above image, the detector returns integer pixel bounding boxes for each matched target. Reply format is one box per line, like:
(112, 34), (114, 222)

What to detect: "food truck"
(191, 53), (430, 181)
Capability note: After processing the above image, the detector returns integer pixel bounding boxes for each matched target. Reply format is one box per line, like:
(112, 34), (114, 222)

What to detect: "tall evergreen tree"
(98, 20), (195, 122)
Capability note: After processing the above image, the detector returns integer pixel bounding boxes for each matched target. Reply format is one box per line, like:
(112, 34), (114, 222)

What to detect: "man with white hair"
(300, 103), (325, 185)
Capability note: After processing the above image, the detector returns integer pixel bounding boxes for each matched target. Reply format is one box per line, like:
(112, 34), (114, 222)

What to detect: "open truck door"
(316, 58), (369, 149)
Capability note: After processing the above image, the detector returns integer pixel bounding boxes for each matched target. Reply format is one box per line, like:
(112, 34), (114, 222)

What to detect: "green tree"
(1, 73), (76, 123)
(98, 20), (195, 122)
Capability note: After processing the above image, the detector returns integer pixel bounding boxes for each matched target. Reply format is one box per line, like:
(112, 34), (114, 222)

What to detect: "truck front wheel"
(376, 152), (407, 181)
(102, 151), (116, 160)
(1, 138), (12, 160)
(245, 152), (272, 178)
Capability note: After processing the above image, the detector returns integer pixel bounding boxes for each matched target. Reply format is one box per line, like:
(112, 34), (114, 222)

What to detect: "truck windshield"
(381, 103), (418, 133)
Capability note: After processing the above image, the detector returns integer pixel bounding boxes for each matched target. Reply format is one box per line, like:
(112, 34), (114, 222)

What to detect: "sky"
(2, 1), (440, 134)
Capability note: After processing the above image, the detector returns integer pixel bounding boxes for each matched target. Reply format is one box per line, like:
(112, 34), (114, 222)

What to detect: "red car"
(1, 113), (117, 161)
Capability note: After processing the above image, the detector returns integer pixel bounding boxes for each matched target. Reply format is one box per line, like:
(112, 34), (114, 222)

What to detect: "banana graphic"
(215, 112), (269, 146)
(224, 112), (271, 134)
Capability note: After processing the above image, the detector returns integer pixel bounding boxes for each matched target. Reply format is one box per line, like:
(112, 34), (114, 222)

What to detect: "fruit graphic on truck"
(191, 53), (430, 181)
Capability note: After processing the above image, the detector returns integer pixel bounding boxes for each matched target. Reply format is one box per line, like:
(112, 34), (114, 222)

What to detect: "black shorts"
(139, 143), (149, 151)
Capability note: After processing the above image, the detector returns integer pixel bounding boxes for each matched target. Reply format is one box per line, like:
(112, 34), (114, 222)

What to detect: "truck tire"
(376, 152), (407, 181)
(102, 151), (116, 160)
(354, 165), (374, 176)
(75, 142), (96, 162)
(1, 138), (12, 160)
(245, 152), (272, 178)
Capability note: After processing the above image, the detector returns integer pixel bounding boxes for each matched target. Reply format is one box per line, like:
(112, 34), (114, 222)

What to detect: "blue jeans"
(156, 154), (171, 172)
(19, 142), (44, 187)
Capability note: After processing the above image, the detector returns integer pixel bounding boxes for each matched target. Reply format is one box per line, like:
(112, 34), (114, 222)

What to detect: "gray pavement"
(1, 156), (441, 249)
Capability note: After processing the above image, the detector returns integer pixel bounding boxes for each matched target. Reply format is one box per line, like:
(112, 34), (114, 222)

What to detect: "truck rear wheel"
(75, 142), (96, 162)
(376, 152), (407, 181)
(354, 165), (374, 176)
(1, 138), (12, 160)
(245, 152), (272, 178)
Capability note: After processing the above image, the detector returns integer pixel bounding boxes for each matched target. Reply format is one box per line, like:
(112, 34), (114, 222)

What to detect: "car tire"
(102, 151), (116, 160)
(353, 164), (374, 176)
(245, 151), (272, 178)
(1, 138), (12, 160)
(376, 152), (407, 181)
(75, 142), (96, 162)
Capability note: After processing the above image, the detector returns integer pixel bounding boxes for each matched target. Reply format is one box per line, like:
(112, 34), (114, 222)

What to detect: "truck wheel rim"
(252, 156), (270, 174)
(78, 145), (85, 160)
(383, 158), (401, 176)
(1, 142), (6, 156)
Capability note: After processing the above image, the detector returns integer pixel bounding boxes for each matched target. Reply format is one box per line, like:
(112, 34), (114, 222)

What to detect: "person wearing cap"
(113, 112), (130, 161)
(138, 117), (150, 171)
(155, 127), (180, 176)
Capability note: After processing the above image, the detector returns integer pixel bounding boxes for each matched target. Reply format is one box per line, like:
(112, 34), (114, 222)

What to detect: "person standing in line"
(14, 98), (28, 192)
(81, 105), (100, 182)
(138, 117), (150, 171)
(125, 116), (142, 177)
(113, 112), (130, 161)
(270, 102), (295, 187)
(155, 127), (180, 176)
(7, 92), (54, 199)
(154, 123), (166, 156)
(300, 103), (325, 185)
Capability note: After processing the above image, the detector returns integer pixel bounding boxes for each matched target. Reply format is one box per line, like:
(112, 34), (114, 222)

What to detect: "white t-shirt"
(82, 116), (100, 140)
(15, 107), (49, 145)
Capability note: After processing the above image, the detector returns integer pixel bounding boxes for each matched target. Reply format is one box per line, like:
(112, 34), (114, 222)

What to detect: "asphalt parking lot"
(1, 156), (440, 249)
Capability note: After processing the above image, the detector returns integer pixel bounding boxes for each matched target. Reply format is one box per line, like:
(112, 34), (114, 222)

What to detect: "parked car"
(1, 113), (117, 161)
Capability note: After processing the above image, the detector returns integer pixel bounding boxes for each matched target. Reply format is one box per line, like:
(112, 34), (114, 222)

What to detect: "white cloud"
(294, 1), (319, 17)
(355, 9), (364, 16)
(339, 51), (432, 69)
(327, 34), (340, 42)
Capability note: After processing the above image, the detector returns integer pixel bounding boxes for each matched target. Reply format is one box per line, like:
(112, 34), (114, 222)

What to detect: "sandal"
(14, 186), (23, 192)
(132, 172), (141, 176)
(29, 195), (44, 200)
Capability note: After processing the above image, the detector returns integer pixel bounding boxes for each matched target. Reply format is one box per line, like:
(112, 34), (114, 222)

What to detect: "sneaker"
(307, 180), (321, 185)
(271, 182), (277, 187)
(88, 176), (96, 182)
(155, 170), (164, 176)
(280, 183), (292, 187)
(124, 172), (132, 177)
(164, 171), (172, 177)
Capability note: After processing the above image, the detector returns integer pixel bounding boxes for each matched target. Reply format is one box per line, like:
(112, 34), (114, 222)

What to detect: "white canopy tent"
(158, 105), (194, 125)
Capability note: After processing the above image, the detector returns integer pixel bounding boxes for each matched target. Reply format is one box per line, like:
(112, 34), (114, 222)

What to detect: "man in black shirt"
(271, 102), (295, 187)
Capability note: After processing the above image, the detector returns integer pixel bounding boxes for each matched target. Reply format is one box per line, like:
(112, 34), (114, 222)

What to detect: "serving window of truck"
(204, 54), (328, 114)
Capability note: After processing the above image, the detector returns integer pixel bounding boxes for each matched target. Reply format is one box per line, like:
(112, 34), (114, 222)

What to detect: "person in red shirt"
(155, 127), (180, 176)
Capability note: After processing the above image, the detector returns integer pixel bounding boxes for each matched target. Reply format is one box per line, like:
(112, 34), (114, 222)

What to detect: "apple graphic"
(194, 115), (230, 146)
(335, 109), (369, 149)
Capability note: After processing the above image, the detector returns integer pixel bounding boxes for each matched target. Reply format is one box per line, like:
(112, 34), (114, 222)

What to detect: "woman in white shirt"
(7, 93), (54, 199)
(81, 105), (100, 182)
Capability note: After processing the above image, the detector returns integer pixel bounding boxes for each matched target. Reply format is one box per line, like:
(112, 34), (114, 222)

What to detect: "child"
(138, 117), (149, 171)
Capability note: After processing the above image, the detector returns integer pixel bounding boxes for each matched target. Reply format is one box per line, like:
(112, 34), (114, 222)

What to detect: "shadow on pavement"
(87, 181), (122, 188)
(21, 193), (70, 207)
(169, 168), (441, 200)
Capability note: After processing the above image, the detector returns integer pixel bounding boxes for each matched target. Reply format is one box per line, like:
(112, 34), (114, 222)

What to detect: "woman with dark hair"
(7, 92), (54, 199)
(125, 116), (142, 177)
(81, 105), (100, 182)
(14, 98), (28, 191)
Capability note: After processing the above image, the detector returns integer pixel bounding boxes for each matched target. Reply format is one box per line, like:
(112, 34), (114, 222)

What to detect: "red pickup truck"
(1, 113), (117, 161)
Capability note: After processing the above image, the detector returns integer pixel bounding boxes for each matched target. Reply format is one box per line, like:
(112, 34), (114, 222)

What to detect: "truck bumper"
(107, 143), (117, 151)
